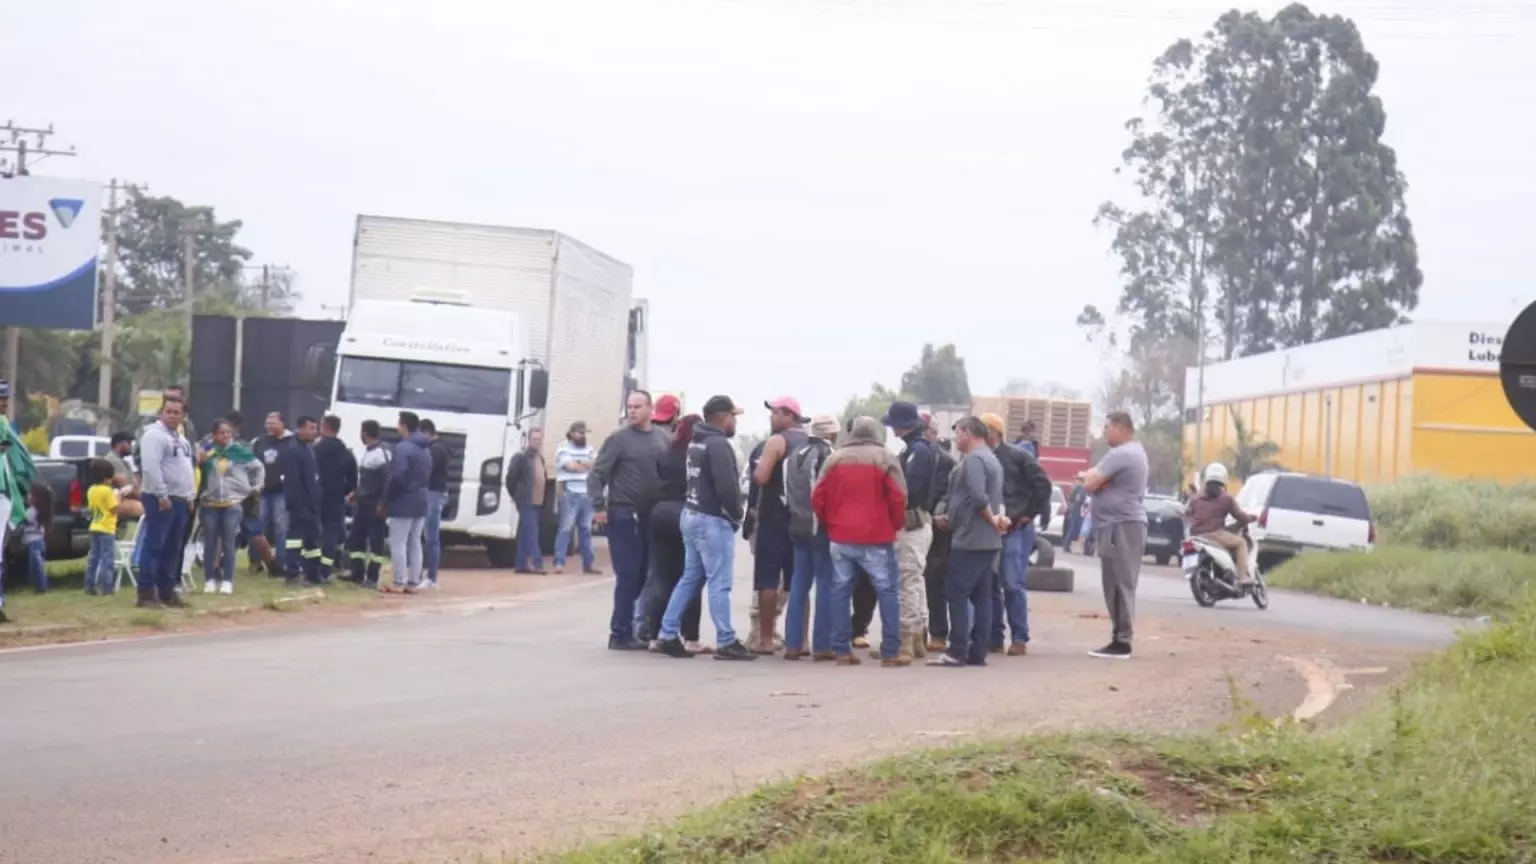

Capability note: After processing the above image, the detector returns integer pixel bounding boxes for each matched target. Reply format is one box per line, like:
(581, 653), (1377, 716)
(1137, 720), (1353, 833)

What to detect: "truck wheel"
(1031, 535), (1056, 569)
(485, 539), (518, 569)
(1154, 553), (1172, 567)
(1028, 566), (1074, 593)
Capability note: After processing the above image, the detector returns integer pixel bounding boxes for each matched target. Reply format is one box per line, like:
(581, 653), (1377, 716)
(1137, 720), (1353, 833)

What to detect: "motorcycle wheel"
(1251, 574), (1270, 610)
(1189, 567), (1219, 608)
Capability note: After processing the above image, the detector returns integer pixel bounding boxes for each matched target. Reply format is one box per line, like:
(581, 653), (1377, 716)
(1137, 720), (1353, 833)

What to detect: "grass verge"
(1369, 475), (1536, 552)
(536, 598), (1536, 863)
(1267, 546), (1536, 617)
(1, 562), (380, 642)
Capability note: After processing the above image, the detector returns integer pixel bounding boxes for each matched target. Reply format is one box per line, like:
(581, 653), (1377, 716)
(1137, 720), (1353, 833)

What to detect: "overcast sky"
(7, 0), (1533, 432)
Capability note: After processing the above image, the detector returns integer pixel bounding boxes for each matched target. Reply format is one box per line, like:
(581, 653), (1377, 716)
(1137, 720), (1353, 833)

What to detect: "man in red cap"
(746, 396), (810, 653)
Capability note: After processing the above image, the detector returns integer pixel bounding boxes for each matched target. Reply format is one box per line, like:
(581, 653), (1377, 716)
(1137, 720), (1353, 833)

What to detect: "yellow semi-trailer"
(1183, 320), (1535, 486)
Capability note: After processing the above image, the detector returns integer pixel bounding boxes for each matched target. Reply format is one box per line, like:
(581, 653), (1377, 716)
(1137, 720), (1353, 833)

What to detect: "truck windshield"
(337, 356), (511, 415)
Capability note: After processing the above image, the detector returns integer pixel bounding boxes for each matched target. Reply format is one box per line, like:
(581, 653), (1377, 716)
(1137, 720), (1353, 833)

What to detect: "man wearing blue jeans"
(249, 412), (294, 575)
(590, 391), (674, 651)
(980, 413), (1054, 655)
(553, 421), (599, 574)
(929, 415), (1007, 668)
(504, 428), (549, 573)
(137, 397), (197, 608)
(656, 395), (755, 661)
(811, 416), (910, 666)
(420, 419), (450, 586)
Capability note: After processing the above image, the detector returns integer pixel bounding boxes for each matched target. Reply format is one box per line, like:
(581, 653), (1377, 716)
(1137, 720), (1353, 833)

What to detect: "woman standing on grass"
(198, 419), (265, 595)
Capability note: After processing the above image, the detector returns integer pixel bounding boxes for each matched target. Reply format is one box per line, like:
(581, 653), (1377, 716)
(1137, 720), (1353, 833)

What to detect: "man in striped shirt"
(554, 421), (601, 574)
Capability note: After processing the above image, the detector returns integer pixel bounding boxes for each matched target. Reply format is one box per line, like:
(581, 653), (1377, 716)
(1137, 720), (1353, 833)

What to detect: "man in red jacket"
(811, 415), (909, 667)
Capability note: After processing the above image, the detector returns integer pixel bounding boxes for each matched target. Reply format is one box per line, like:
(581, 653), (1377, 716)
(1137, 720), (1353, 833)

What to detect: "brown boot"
(812, 652), (836, 663)
(882, 655), (911, 668)
(753, 590), (778, 653)
(927, 636), (947, 652)
(1007, 642), (1029, 657)
(835, 654), (862, 667)
(911, 633), (928, 659)
(896, 632), (914, 663)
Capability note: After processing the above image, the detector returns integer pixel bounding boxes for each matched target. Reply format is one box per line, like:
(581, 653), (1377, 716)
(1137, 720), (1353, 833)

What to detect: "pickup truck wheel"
(1027, 566), (1074, 593)
(485, 539), (518, 569)
(1154, 552), (1172, 567)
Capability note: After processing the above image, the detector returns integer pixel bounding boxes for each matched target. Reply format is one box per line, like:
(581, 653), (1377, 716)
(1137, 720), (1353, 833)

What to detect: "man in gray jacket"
(928, 415), (1007, 668)
(138, 397), (197, 608)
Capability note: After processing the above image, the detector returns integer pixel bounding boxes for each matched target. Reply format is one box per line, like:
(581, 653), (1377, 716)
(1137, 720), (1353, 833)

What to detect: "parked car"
(1143, 493), (1186, 566)
(48, 435), (112, 459)
(1233, 471), (1375, 570)
(1038, 484), (1066, 544)
(2, 457), (94, 587)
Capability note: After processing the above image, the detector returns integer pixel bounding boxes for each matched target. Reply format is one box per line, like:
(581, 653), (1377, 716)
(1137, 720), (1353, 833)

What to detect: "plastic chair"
(113, 517), (144, 592)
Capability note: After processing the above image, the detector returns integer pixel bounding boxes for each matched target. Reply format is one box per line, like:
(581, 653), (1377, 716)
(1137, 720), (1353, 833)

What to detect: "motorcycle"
(1182, 523), (1268, 610)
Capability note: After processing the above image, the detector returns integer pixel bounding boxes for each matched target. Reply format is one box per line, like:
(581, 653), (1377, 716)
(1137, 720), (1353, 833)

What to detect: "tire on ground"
(1028, 566), (1074, 593)
(1032, 534), (1056, 569)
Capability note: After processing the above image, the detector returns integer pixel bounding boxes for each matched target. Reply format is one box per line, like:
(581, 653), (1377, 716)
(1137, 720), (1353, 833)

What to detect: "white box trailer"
(349, 215), (633, 464)
(337, 215), (634, 565)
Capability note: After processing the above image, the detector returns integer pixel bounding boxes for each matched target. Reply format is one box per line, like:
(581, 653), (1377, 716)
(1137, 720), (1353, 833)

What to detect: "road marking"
(1280, 656), (1389, 721)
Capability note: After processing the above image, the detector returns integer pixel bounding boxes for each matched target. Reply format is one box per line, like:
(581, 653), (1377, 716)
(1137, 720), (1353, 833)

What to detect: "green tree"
(1223, 410), (1283, 480)
(898, 343), (970, 406)
(840, 383), (915, 433)
(1089, 3), (1420, 361)
(112, 192), (256, 316)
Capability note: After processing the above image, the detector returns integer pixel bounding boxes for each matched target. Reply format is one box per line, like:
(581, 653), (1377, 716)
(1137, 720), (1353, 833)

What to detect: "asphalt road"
(0, 544), (1469, 864)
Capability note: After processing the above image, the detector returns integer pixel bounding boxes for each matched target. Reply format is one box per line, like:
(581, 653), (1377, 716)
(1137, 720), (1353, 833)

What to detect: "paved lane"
(0, 544), (1460, 864)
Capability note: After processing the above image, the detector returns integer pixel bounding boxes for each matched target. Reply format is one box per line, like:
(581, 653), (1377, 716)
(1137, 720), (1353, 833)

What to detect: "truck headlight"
(481, 490), (499, 509)
(481, 458), (502, 483)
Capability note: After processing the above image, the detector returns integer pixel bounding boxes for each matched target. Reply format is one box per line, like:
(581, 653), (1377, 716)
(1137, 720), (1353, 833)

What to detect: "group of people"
(576, 389), (1151, 665)
(91, 389), (461, 610)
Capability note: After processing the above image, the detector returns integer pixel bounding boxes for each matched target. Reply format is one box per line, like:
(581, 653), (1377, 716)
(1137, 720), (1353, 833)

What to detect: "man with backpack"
(782, 414), (838, 660)
(882, 401), (940, 663)
(746, 396), (811, 654)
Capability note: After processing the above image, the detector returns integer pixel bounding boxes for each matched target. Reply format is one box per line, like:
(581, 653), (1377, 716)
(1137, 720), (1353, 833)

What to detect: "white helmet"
(1203, 463), (1229, 486)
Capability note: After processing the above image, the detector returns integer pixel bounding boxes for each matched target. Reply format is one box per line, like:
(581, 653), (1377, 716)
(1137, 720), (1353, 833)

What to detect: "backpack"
(785, 437), (833, 540)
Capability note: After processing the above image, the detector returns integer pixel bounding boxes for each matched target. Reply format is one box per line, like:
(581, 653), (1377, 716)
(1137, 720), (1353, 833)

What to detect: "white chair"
(113, 517), (144, 592)
(180, 511), (204, 593)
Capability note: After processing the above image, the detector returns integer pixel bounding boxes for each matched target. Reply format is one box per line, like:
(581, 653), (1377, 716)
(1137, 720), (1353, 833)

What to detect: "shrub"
(1368, 475), (1536, 553)
(1269, 546), (1536, 616)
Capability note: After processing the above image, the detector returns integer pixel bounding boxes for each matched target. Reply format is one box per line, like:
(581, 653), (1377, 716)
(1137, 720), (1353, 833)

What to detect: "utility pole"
(97, 179), (148, 432)
(0, 121), (77, 421)
(179, 216), (211, 347)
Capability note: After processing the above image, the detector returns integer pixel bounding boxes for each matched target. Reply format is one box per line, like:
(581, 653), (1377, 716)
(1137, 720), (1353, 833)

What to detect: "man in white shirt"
(553, 421), (600, 574)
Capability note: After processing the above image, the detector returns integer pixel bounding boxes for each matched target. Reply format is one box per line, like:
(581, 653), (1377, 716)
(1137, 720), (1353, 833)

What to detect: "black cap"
(702, 395), (743, 417)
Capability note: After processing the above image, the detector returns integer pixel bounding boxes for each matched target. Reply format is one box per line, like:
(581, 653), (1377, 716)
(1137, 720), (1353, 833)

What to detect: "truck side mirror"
(528, 368), (549, 410)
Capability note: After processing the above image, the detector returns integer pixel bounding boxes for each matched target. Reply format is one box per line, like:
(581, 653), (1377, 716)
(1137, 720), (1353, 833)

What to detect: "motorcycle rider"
(1184, 463), (1257, 585)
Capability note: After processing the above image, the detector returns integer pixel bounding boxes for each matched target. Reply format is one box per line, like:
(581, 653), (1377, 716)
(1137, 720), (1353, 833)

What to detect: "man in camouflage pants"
(883, 402), (940, 662)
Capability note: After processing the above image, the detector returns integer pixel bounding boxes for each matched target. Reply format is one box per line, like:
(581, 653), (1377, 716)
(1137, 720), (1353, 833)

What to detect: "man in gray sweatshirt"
(588, 390), (672, 651)
(138, 396), (197, 608)
(928, 415), (1007, 668)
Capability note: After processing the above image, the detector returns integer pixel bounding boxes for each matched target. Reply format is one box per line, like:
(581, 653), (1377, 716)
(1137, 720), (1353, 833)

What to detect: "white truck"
(330, 215), (638, 566)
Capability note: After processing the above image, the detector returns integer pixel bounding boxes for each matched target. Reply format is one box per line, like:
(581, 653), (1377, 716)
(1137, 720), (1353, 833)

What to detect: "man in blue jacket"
(282, 416), (324, 586)
(384, 410), (433, 593)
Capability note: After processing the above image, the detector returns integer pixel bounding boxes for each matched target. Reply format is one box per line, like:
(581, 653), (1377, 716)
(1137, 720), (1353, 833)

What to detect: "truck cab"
(328, 296), (547, 566)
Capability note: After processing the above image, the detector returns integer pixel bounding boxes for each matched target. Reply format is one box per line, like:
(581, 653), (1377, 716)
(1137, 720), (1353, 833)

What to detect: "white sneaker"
(203, 580), (218, 594)
(219, 581), (234, 595)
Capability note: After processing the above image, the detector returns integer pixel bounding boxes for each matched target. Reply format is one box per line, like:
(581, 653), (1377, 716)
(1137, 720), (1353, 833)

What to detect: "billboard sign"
(0, 176), (102, 329)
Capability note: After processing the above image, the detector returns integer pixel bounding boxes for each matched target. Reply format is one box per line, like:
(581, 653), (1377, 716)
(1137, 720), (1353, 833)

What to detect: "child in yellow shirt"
(85, 459), (120, 596)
